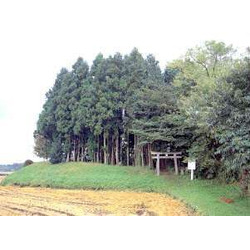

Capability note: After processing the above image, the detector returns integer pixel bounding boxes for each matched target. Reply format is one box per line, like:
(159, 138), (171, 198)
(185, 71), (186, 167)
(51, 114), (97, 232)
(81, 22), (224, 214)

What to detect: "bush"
(23, 159), (34, 167)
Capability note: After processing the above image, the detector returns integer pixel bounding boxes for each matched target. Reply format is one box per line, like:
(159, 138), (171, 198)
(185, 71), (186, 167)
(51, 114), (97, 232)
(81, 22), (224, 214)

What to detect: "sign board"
(188, 161), (196, 170)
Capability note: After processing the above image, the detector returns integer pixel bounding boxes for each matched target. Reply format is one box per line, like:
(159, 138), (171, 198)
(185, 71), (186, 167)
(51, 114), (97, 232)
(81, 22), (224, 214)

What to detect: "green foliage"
(33, 131), (50, 159)
(212, 57), (250, 193)
(36, 48), (174, 165)
(49, 138), (64, 164)
(167, 41), (237, 178)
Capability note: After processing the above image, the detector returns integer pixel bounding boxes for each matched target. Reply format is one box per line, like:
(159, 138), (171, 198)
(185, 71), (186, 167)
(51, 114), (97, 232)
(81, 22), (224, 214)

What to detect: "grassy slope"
(2, 162), (250, 215)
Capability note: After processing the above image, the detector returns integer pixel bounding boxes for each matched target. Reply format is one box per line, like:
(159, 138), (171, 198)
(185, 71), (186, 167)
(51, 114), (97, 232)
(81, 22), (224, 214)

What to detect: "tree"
(36, 68), (69, 158)
(186, 40), (234, 78)
(33, 131), (50, 159)
(122, 48), (148, 166)
(213, 54), (250, 194)
(167, 41), (236, 178)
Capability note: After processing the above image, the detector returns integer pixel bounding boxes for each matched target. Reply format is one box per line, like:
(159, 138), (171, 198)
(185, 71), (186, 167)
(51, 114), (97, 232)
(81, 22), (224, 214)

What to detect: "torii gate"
(151, 151), (182, 176)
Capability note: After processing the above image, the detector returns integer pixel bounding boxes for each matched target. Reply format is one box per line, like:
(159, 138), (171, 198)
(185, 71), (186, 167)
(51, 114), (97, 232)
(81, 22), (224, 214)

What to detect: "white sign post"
(188, 161), (196, 180)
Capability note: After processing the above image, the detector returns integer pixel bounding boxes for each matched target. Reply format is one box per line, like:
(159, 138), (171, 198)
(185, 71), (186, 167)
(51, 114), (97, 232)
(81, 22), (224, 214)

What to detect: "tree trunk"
(126, 133), (129, 166)
(115, 133), (119, 165)
(73, 139), (76, 162)
(120, 134), (124, 165)
(66, 152), (70, 162)
(81, 146), (85, 162)
(141, 145), (145, 167)
(137, 137), (142, 166)
(96, 135), (99, 163)
(107, 132), (110, 164)
(111, 135), (115, 165)
(133, 135), (137, 166)
(104, 132), (107, 164)
(77, 138), (81, 162)
(122, 108), (126, 165)
(134, 135), (141, 166)
(241, 168), (249, 196)
(92, 150), (94, 162)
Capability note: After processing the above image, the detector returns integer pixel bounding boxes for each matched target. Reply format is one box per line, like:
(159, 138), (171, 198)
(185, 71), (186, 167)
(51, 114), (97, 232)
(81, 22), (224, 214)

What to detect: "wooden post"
(156, 153), (160, 176)
(191, 169), (194, 180)
(148, 144), (152, 168)
(174, 155), (178, 175)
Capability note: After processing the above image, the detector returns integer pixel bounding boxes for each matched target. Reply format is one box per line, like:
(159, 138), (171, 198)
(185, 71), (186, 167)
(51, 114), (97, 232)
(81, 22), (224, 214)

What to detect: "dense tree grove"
(35, 42), (250, 194)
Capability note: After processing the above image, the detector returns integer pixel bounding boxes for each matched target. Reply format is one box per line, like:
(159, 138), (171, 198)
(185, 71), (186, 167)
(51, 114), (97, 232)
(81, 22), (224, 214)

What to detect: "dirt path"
(0, 186), (194, 216)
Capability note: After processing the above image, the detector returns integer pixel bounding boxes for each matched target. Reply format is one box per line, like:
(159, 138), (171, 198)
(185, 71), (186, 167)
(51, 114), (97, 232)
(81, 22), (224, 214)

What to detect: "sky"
(0, 0), (250, 164)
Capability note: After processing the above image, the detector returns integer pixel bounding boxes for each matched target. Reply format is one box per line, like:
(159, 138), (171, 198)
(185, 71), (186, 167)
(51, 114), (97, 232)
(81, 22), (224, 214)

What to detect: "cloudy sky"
(0, 0), (249, 164)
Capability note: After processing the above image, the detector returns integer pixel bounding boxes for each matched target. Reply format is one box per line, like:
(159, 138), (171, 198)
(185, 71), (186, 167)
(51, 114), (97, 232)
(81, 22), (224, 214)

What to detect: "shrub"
(23, 159), (34, 167)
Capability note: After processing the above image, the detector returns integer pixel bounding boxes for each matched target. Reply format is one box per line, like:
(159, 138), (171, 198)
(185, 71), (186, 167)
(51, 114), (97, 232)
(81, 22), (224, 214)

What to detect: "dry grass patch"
(0, 186), (194, 216)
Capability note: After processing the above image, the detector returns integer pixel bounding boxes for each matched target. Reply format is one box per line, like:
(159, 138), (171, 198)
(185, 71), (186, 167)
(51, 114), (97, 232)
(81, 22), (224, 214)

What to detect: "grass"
(2, 162), (250, 215)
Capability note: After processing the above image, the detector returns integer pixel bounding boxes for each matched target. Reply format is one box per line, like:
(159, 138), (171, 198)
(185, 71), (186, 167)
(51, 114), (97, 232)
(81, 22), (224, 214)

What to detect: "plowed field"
(0, 186), (194, 216)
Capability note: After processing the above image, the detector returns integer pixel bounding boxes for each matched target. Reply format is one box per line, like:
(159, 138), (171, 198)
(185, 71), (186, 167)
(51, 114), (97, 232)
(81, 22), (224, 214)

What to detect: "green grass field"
(2, 162), (250, 215)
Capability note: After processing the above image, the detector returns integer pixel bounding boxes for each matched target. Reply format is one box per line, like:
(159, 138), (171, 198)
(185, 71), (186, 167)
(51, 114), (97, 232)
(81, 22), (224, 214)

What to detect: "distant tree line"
(35, 42), (250, 194)
(0, 163), (22, 172)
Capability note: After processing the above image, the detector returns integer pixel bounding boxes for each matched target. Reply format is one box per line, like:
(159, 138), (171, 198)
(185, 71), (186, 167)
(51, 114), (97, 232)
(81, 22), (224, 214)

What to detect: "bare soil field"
(0, 186), (194, 216)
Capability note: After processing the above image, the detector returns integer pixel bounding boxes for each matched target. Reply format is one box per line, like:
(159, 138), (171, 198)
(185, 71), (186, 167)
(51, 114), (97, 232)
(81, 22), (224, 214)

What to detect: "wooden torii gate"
(151, 152), (182, 176)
